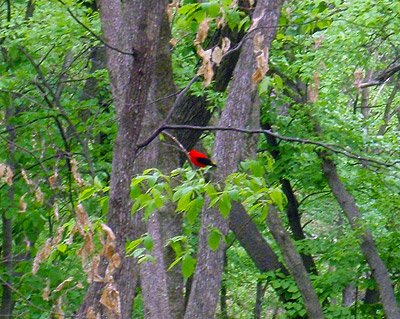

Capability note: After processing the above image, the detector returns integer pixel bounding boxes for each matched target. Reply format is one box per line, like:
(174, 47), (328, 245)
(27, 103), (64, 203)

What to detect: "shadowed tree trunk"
(0, 98), (16, 319)
(262, 122), (317, 274)
(76, 1), (169, 318)
(184, 1), (284, 317)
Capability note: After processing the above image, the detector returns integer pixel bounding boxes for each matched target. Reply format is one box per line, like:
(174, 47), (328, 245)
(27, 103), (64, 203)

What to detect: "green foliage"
(2, 0), (400, 318)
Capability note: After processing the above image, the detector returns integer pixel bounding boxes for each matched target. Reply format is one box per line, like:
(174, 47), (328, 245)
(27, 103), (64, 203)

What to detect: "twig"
(138, 124), (399, 168)
(57, 0), (134, 56)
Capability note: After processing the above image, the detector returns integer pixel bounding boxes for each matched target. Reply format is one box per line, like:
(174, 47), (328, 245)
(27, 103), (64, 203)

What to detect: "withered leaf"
(195, 18), (210, 44)
(32, 238), (52, 275)
(100, 284), (121, 317)
(53, 277), (73, 293)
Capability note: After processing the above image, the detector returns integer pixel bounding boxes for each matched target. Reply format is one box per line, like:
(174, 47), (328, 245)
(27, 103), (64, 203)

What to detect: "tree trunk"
(266, 205), (325, 319)
(184, 1), (284, 317)
(320, 155), (400, 319)
(0, 101), (16, 319)
(77, 1), (169, 318)
(262, 122), (317, 274)
(254, 280), (267, 319)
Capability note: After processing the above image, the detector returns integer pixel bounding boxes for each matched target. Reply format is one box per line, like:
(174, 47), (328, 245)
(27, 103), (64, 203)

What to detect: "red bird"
(188, 150), (217, 168)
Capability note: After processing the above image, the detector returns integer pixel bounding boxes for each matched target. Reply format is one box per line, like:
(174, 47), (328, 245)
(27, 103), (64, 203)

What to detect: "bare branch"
(57, 0), (134, 56)
(138, 124), (399, 168)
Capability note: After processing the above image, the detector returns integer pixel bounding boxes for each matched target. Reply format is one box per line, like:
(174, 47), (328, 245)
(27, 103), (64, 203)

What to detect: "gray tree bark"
(320, 155), (400, 319)
(266, 205), (325, 319)
(184, 1), (284, 317)
(0, 99), (16, 319)
(76, 1), (169, 318)
(136, 14), (184, 319)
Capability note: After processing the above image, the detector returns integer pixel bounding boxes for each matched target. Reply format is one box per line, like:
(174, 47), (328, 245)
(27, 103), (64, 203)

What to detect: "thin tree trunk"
(220, 254), (228, 319)
(254, 281), (267, 319)
(377, 75), (400, 135)
(0, 101), (16, 319)
(262, 122), (317, 274)
(184, 1), (284, 317)
(320, 155), (400, 319)
(266, 205), (325, 319)
(77, 1), (169, 318)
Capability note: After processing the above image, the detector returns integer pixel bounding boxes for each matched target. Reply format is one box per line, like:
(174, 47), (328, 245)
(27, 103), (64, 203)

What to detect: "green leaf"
(274, 74), (283, 89)
(57, 243), (67, 253)
(144, 201), (157, 220)
(270, 188), (284, 211)
(131, 176), (148, 186)
(208, 228), (221, 251)
(130, 185), (141, 200)
(79, 187), (96, 201)
(187, 196), (204, 224)
(93, 176), (102, 189)
(227, 189), (239, 201)
(201, 1), (220, 17)
(205, 183), (218, 200)
(168, 256), (183, 271)
(177, 190), (193, 212)
(126, 238), (143, 253)
(260, 205), (269, 223)
(182, 254), (196, 278)
(143, 235), (153, 252)
(218, 193), (231, 218)
(249, 160), (265, 177)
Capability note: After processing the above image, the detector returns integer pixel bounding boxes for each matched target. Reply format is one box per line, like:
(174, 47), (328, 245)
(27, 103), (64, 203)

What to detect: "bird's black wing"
(196, 157), (216, 167)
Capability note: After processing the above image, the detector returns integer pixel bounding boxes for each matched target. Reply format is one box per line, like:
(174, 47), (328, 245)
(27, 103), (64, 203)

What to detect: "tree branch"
(57, 0), (135, 56)
(137, 124), (399, 168)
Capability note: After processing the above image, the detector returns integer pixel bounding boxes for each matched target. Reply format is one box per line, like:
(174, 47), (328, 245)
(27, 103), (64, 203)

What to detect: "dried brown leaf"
(248, 9), (265, 32)
(56, 297), (65, 319)
(42, 279), (50, 301)
(253, 32), (264, 52)
(48, 170), (58, 188)
(197, 46), (214, 87)
(354, 69), (364, 93)
(221, 37), (231, 54)
(166, 0), (179, 23)
(32, 238), (52, 275)
(100, 284), (121, 317)
(100, 224), (116, 260)
(71, 159), (84, 187)
(5, 165), (13, 186)
(229, 0), (238, 8)
(314, 34), (324, 50)
(65, 225), (77, 245)
(35, 187), (44, 205)
(195, 18), (210, 44)
(86, 307), (97, 319)
(252, 47), (269, 86)
(211, 47), (223, 66)
(52, 227), (64, 247)
(53, 277), (73, 293)
(19, 193), (28, 213)
(77, 232), (95, 267)
(21, 168), (34, 189)
(0, 163), (6, 179)
(76, 203), (92, 235)
(105, 253), (121, 281)
(87, 254), (103, 283)
(53, 202), (59, 221)
(169, 38), (177, 47)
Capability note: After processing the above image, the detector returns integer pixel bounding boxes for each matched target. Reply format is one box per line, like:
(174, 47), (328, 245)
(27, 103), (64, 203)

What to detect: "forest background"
(1, 0), (400, 318)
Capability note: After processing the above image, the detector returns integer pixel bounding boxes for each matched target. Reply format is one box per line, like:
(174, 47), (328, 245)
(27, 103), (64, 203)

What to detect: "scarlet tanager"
(188, 150), (217, 168)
